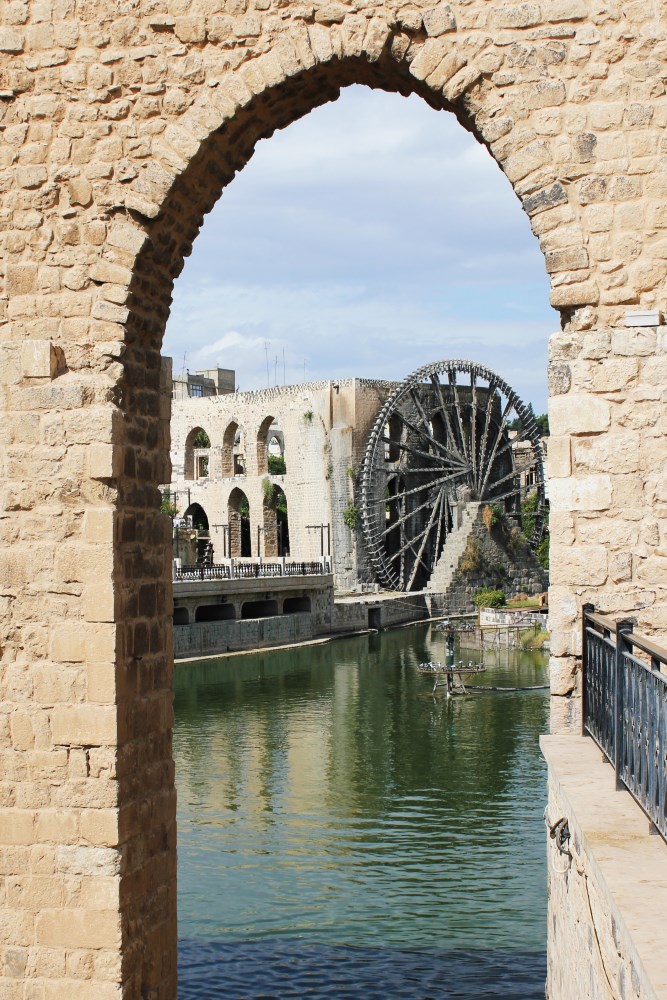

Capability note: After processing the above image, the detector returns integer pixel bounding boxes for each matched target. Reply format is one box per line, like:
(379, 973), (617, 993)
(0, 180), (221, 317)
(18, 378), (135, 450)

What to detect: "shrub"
(459, 537), (483, 574)
(268, 454), (286, 475)
(303, 409), (314, 423)
(482, 502), (506, 530)
(343, 502), (359, 530)
(473, 588), (506, 609)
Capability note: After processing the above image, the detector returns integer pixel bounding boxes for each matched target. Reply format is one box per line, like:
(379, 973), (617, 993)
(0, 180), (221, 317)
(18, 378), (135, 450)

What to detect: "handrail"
(582, 603), (667, 841)
(173, 559), (331, 582)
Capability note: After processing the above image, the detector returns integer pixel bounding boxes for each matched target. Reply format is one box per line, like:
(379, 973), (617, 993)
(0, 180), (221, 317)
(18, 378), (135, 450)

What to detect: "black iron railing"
(174, 560), (330, 582)
(582, 604), (667, 840)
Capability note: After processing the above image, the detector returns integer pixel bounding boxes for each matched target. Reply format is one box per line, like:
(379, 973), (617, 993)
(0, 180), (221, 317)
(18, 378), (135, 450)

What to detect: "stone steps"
(427, 501), (481, 599)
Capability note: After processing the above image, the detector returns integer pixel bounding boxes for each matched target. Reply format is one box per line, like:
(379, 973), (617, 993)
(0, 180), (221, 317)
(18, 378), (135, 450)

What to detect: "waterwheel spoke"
(380, 434), (467, 471)
(379, 486), (446, 538)
(405, 487), (444, 591)
(430, 373), (466, 464)
(471, 371), (478, 484)
(479, 396), (515, 499)
(398, 404), (470, 470)
(367, 470), (464, 509)
(475, 380), (498, 494)
(449, 373), (470, 468)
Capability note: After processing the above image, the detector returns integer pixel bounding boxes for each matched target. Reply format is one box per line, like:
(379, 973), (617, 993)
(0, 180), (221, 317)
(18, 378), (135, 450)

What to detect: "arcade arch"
(184, 426), (212, 481)
(228, 487), (252, 558)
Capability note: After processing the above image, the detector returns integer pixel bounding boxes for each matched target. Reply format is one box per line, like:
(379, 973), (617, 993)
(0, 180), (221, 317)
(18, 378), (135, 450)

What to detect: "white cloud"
(164, 85), (558, 413)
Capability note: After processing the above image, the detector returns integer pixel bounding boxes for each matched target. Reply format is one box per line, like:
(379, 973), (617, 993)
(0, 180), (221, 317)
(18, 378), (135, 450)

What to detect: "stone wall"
(542, 736), (667, 1000)
(428, 502), (548, 614)
(0, 0), (666, 995)
(331, 592), (429, 633)
(169, 378), (394, 590)
(173, 612), (313, 657)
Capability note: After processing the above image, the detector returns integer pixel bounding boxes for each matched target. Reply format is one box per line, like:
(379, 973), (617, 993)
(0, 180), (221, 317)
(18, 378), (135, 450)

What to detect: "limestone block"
(35, 909), (121, 949)
(572, 433), (640, 474)
(637, 556), (667, 584)
(546, 436), (571, 478)
(6, 264), (37, 296)
(0, 811), (35, 845)
(0, 29), (24, 53)
(505, 140), (550, 182)
(549, 395), (610, 435)
(80, 810), (119, 847)
(609, 551), (632, 583)
(422, 6), (456, 37)
(21, 340), (57, 379)
(550, 543), (608, 585)
(547, 585), (578, 628)
(83, 584), (115, 624)
(611, 329), (657, 356)
(550, 654), (579, 693)
(550, 280), (599, 307)
(34, 810), (79, 845)
(492, 3), (542, 28)
(549, 474), (612, 511)
(88, 445), (122, 481)
(86, 662), (117, 704)
(50, 706), (117, 747)
(576, 516), (638, 547)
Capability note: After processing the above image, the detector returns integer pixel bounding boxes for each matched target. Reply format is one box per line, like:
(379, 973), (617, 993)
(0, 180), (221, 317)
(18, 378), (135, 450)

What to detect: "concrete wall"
(174, 612), (313, 657)
(0, 1), (666, 996)
(331, 593), (430, 634)
(542, 736), (667, 1000)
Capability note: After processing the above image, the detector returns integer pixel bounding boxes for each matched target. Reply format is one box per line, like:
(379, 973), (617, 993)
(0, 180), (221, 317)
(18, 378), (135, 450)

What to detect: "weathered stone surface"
(0, 5), (665, 997)
(549, 395), (610, 435)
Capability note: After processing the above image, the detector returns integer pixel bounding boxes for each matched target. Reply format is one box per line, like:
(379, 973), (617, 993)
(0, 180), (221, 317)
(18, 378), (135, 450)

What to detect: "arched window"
(184, 426), (211, 480)
(263, 483), (289, 558)
(222, 421), (245, 477)
(228, 487), (251, 558)
(258, 416), (286, 474)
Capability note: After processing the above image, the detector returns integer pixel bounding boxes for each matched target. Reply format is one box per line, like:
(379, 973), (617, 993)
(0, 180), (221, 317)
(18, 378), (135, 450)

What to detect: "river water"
(174, 624), (549, 998)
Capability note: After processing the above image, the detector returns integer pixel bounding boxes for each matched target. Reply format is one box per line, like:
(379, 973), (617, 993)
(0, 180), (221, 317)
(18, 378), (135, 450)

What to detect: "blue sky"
(163, 85), (559, 413)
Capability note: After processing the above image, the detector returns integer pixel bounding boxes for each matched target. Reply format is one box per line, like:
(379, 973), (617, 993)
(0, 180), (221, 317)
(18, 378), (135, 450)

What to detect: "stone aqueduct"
(0, 0), (666, 995)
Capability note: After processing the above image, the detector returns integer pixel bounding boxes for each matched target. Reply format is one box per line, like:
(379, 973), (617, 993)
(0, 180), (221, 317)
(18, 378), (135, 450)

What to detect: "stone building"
(167, 370), (396, 591)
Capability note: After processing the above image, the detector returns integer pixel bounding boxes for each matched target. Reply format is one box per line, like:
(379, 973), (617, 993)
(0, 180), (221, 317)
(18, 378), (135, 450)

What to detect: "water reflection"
(175, 624), (549, 998)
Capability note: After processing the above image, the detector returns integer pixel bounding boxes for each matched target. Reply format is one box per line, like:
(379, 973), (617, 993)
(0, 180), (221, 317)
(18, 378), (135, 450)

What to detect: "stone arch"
(263, 484), (290, 558)
(184, 502), (209, 533)
(228, 487), (252, 558)
(222, 420), (244, 477)
(2, 8), (667, 1000)
(257, 416), (286, 474)
(184, 426), (212, 481)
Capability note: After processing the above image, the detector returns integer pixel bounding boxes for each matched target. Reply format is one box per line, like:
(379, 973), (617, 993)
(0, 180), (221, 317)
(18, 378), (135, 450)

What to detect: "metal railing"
(174, 559), (331, 582)
(582, 603), (667, 840)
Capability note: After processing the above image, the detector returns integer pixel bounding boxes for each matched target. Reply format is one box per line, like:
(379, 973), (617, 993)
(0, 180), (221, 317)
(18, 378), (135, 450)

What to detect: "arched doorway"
(228, 488), (252, 558)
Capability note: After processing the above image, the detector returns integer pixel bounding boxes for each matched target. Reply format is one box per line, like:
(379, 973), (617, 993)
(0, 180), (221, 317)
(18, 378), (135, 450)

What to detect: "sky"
(163, 85), (559, 414)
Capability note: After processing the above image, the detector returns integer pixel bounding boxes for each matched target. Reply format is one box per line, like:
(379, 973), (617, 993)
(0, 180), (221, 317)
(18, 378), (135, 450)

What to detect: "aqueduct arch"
(1, 2), (666, 996)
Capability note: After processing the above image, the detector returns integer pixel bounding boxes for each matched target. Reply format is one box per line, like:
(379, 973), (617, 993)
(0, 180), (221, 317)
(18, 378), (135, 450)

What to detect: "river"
(174, 624), (549, 998)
